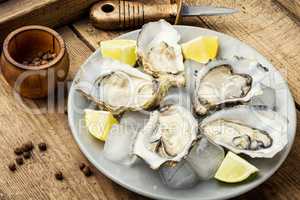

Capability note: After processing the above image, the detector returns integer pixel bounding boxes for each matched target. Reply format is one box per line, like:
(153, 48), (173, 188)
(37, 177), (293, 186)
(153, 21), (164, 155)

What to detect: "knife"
(90, 0), (238, 30)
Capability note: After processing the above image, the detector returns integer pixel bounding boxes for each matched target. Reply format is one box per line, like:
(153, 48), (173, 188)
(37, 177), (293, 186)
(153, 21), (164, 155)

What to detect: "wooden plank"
(276, 0), (300, 18)
(71, 19), (126, 50)
(0, 14), (297, 200)
(0, 26), (145, 200)
(0, 0), (99, 46)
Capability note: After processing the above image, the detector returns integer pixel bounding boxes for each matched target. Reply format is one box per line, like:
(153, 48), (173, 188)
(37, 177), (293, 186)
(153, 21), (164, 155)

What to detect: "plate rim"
(68, 25), (297, 200)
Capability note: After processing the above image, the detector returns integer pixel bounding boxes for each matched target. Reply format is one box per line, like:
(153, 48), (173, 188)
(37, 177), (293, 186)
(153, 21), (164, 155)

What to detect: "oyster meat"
(188, 58), (268, 115)
(137, 20), (185, 87)
(75, 58), (171, 115)
(133, 105), (198, 169)
(200, 105), (288, 158)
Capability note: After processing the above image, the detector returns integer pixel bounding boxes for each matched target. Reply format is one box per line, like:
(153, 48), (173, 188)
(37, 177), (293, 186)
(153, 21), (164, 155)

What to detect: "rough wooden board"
(0, 20), (297, 200)
(0, 0), (48, 21)
(276, 0), (300, 18)
(71, 19), (126, 50)
(0, 26), (145, 200)
(0, 0), (299, 199)
(0, 0), (99, 46)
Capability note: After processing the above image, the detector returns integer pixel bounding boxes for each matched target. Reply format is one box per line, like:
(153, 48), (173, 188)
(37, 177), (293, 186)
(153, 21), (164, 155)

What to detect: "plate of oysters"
(68, 20), (296, 200)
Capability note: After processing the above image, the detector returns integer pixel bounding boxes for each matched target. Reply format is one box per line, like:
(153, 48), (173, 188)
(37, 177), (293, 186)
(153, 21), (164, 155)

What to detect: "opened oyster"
(75, 58), (172, 115)
(133, 105), (198, 169)
(137, 20), (185, 87)
(200, 105), (288, 158)
(188, 58), (268, 115)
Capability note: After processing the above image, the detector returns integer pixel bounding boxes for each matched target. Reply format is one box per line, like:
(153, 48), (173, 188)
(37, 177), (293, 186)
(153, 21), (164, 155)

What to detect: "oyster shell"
(200, 105), (288, 158)
(137, 20), (185, 87)
(133, 105), (198, 169)
(188, 58), (268, 115)
(75, 58), (172, 115)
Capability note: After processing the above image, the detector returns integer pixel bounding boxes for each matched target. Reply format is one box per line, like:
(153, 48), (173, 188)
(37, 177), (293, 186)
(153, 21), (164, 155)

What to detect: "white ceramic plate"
(68, 26), (296, 200)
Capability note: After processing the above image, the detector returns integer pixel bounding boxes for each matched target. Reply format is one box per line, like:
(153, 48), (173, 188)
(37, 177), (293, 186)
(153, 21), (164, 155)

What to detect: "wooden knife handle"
(90, 0), (182, 30)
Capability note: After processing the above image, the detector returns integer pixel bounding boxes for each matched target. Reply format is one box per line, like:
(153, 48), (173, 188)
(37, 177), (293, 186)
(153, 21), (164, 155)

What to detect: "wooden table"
(0, 0), (299, 199)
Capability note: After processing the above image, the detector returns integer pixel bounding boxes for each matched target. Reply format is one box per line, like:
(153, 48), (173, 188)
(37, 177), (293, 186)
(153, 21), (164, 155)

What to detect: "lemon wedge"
(181, 36), (219, 63)
(214, 151), (259, 183)
(100, 39), (137, 66)
(84, 109), (118, 141)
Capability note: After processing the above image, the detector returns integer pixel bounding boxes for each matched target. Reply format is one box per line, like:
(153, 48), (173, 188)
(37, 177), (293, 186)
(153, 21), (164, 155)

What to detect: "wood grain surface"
(0, 0), (99, 45)
(0, 0), (299, 200)
(277, 0), (300, 19)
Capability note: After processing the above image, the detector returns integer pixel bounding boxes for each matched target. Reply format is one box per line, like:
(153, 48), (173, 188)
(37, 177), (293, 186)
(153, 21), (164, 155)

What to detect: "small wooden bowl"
(0, 25), (69, 98)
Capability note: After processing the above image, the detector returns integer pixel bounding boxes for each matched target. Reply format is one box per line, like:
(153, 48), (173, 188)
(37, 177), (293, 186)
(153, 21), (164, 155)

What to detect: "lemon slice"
(181, 36), (219, 63)
(100, 39), (137, 66)
(84, 109), (118, 141)
(214, 151), (259, 183)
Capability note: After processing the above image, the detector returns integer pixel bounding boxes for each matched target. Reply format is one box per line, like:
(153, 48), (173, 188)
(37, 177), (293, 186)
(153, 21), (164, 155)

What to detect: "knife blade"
(181, 5), (239, 16)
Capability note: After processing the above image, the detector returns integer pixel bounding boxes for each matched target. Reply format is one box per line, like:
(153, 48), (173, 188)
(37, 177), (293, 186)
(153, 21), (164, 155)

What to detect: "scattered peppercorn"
(23, 141), (34, 152)
(82, 166), (92, 177)
(38, 142), (47, 151)
(23, 151), (31, 159)
(79, 163), (86, 170)
(14, 147), (23, 155)
(8, 163), (16, 172)
(55, 171), (64, 181)
(15, 157), (24, 165)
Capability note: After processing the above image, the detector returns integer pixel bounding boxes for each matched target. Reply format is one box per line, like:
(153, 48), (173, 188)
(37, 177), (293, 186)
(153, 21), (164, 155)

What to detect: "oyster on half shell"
(137, 20), (185, 87)
(75, 58), (172, 115)
(133, 105), (198, 169)
(188, 58), (268, 116)
(200, 105), (288, 158)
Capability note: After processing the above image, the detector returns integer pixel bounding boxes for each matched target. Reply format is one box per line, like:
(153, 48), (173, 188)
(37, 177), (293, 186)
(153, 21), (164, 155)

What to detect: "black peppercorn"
(23, 151), (31, 159)
(14, 147), (23, 155)
(79, 163), (86, 170)
(82, 166), (92, 177)
(55, 171), (64, 181)
(23, 141), (34, 152)
(38, 142), (47, 151)
(37, 51), (44, 58)
(8, 163), (16, 172)
(16, 157), (24, 165)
